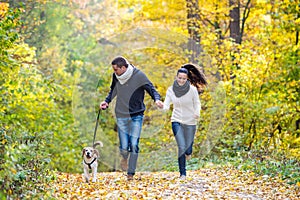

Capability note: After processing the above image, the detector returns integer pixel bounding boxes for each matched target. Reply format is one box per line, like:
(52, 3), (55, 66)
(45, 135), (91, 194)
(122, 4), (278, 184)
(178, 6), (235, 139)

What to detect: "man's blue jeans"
(117, 115), (144, 175)
(172, 122), (196, 176)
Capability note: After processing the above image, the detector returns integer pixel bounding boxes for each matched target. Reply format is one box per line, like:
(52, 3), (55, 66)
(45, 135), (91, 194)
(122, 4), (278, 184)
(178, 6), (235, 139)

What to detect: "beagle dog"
(82, 141), (103, 183)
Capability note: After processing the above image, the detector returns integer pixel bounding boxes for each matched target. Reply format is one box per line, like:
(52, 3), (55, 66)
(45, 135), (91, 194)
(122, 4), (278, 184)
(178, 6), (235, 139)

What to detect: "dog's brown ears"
(82, 148), (86, 158)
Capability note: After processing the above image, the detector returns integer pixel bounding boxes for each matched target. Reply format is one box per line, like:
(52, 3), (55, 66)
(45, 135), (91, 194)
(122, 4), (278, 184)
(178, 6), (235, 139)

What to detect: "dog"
(82, 141), (103, 183)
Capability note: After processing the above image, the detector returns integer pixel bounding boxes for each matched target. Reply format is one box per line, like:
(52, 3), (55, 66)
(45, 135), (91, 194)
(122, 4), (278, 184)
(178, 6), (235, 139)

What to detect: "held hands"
(194, 114), (199, 119)
(100, 101), (163, 110)
(100, 101), (109, 110)
(155, 100), (164, 109)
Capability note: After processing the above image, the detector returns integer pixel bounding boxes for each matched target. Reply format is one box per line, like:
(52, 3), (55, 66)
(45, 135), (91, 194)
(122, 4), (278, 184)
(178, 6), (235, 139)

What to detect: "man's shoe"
(179, 175), (186, 180)
(127, 174), (134, 181)
(120, 157), (128, 171)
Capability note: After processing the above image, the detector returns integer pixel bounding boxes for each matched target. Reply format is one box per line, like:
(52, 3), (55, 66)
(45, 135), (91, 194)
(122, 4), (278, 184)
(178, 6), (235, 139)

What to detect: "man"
(100, 56), (163, 180)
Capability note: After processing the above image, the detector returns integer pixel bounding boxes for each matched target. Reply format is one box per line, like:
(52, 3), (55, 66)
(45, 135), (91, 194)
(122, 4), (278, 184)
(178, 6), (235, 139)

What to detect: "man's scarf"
(116, 64), (134, 85)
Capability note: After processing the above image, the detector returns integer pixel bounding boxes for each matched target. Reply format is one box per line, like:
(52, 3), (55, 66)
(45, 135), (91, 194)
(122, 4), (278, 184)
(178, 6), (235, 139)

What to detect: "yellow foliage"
(0, 2), (8, 18)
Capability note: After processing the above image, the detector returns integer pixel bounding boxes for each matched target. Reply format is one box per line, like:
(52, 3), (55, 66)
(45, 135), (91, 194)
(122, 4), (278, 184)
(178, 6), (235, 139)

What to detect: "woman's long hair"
(181, 63), (208, 93)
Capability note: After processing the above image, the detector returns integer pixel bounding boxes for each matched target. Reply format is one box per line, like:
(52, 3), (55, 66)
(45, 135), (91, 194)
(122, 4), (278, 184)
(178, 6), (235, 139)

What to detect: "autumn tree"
(186, 0), (202, 63)
(0, 3), (69, 198)
(2, 3), (299, 198)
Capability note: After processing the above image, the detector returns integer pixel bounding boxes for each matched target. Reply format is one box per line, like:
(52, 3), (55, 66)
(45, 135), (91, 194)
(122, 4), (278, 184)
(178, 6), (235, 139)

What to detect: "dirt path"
(48, 167), (299, 199)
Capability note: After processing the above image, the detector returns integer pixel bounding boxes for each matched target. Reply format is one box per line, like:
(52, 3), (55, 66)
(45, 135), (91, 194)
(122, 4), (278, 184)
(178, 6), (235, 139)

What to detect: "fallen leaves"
(48, 167), (299, 199)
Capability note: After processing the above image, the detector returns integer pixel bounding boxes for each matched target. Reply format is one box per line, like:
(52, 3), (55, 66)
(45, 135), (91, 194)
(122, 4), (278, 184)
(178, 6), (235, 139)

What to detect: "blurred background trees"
(0, 0), (299, 198)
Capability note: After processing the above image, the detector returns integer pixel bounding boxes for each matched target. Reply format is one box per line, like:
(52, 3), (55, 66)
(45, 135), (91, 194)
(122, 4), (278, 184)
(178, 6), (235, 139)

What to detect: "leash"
(93, 109), (101, 146)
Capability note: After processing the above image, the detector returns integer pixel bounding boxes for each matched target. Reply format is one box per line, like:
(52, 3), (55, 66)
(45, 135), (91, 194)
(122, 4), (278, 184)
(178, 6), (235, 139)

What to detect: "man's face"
(112, 65), (126, 76)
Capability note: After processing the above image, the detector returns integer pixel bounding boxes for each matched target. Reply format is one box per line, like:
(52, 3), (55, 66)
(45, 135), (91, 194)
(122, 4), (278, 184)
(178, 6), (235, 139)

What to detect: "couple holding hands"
(100, 56), (207, 181)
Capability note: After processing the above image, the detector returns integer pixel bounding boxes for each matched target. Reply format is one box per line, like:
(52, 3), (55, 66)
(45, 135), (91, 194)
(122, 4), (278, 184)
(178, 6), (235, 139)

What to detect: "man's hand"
(100, 101), (109, 110)
(155, 100), (164, 109)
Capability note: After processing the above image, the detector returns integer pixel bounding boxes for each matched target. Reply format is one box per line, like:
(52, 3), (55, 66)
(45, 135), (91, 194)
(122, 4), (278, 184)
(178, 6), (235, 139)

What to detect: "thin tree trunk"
(248, 119), (256, 150)
(229, 0), (241, 44)
(296, 12), (299, 45)
(186, 0), (201, 63)
(240, 0), (251, 44)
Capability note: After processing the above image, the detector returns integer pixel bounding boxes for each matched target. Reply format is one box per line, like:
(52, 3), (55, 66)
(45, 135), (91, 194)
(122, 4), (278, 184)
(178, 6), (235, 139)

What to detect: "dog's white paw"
(92, 179), (97, 183)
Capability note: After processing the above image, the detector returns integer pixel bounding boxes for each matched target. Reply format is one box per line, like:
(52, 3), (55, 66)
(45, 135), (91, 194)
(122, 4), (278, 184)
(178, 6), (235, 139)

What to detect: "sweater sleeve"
(163, 87), (172, 110)
(105, 74), (117, 103)
(192, 86), (201, 116)
(141, 73), (161, 102)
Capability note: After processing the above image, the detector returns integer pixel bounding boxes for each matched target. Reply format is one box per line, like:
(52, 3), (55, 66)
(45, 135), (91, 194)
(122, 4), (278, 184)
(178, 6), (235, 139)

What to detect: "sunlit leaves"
(0, 3), (20, 59)
(2, 0), (299, 198)
(118, 0), (186, 30)
(194, 0), (300, 160)
(0, 3), (9, 18)
(49, 169), (299, 199)
(0, 3), (77, 198)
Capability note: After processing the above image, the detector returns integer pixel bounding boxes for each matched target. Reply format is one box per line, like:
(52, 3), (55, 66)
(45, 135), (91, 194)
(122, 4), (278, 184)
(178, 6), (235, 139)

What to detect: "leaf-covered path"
(49, 167), (299, 199)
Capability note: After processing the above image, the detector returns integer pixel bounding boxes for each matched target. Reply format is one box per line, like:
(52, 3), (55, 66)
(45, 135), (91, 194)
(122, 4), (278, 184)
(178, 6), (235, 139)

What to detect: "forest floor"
(48, 167), (299, 199)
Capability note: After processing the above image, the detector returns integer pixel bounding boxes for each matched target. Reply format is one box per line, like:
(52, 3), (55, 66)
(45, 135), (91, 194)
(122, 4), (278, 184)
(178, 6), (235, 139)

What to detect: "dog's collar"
(84, 157), (97, 170)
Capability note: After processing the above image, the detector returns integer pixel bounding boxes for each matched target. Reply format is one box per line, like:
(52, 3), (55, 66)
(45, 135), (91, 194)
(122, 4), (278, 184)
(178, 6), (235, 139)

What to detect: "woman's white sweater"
(163, 85), (201, 125)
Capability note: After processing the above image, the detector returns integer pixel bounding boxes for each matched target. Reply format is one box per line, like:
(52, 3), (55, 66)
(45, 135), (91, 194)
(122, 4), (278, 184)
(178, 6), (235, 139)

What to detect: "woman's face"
(176, 72), (188, 86)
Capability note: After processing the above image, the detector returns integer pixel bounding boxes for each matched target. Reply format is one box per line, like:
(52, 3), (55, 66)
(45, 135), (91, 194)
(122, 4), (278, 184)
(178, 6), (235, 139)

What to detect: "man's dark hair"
(111, 57), (128, 68)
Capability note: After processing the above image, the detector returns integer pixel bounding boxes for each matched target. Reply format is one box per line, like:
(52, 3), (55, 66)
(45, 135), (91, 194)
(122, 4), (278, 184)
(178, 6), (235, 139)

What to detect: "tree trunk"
(186, 0), (201, 63)
(296, 12), (299, 45)
(229, 0), (241, 44)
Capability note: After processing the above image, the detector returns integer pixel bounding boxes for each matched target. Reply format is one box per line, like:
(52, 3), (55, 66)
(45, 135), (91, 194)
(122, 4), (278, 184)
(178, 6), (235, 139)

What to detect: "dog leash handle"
(93, 109), (101, 146)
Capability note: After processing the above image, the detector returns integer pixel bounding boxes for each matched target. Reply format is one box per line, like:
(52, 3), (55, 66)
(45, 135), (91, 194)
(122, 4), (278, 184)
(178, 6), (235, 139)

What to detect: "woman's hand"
(155, 100), (164, 109)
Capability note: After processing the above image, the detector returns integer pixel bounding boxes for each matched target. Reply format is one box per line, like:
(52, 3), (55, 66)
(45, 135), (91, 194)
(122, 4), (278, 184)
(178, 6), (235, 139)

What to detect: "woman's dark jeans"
(172, 122), (196, 176)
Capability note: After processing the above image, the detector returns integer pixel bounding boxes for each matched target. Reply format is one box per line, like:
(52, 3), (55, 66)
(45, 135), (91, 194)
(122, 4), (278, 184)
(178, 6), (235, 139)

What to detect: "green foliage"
(1, 0), (299, 197)
(0, 5), (53, 197)
(232, 151), (300, 185)
(192, 0), (300, 160)
(0, 3), (79, 198)
(0, 4), (20, 66)
(0, 128), (56, 199)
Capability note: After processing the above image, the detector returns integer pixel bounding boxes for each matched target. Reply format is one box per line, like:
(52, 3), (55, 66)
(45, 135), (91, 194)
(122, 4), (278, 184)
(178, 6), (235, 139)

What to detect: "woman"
(163, 63), (207, 179)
